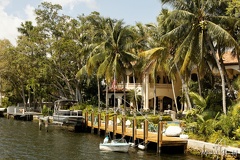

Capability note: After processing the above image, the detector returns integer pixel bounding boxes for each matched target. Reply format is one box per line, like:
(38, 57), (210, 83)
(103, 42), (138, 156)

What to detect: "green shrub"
(217, 114), (233, 137)
(125, 115), (172, 128)
(1, 97), (11, 108)
(42, 105), (53, 116)
(233, 127), (240, 140)
(207, 130), (224, 143)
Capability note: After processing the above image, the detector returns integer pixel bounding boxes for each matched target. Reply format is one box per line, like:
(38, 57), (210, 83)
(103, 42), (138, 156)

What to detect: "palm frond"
(189, 91), (207, 111)
(174, 26), (196, 62)
(76, 65), (87, 79)
(207, 20), (239, 49)
(138, 47), (165, 58)
(196, 114), (205, 122)
(97, 56), (111, 78)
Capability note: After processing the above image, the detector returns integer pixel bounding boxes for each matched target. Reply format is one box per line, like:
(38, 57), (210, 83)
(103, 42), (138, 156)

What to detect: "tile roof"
(222, 51), (238, 64)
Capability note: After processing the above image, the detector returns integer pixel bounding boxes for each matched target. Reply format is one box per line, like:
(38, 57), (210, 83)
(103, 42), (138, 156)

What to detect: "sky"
(0, 0), (166, 45)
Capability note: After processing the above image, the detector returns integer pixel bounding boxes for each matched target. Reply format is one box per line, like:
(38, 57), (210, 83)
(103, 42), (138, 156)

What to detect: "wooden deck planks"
(88, 121), (187, 147)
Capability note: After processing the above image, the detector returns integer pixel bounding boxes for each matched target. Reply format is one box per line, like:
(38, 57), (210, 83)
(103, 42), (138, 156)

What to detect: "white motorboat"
(99, 137), (130, 152)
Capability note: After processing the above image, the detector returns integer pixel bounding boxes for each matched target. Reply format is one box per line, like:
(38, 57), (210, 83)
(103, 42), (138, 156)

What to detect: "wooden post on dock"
(39, 117), (49, 132)
(85, 112), (88, 130)
(97, 112), (101, 135)
(45, 117), (49, 132)
(91, 112), (94, 133)
(157, 121), (163, 154)
(113, 113), (117, 139)
(122, 115), (126, 137)
(144, 119), (148, 146)
(39, 118), (42, 130)
(132, 117), (137, 144)
(105, 113), (109, 135)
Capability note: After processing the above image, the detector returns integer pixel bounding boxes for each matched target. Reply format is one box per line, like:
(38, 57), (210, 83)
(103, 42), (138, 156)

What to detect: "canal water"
(0, 118), (202, 160)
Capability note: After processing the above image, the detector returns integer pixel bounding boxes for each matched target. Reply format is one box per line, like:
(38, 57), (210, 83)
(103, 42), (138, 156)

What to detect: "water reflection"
(0, 118), (201, 160)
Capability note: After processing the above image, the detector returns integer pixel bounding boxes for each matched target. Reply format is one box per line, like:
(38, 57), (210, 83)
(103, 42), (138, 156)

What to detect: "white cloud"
(0, 0), (22, 45)
(24, 4), (36, 25)
(0, 0), (10, 10)
(0, 1), (36, 45)
(42, 0), (98, 10)
(0, 0), (98, 45)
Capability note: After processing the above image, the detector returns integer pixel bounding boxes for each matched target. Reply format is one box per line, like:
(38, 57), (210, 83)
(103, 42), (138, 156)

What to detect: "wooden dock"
(85, 112), (188, 153)
(6, 106), (42, 121)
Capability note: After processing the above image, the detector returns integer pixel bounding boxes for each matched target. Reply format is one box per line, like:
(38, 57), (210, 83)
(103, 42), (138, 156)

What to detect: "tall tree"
(35, 2), (93, 102)
(97, 19), (138, 114)
(139, 47), (167, 115)
(17, 20), (52, 105)
(160, 0), (239, 114)
(76, 12), (109, 110)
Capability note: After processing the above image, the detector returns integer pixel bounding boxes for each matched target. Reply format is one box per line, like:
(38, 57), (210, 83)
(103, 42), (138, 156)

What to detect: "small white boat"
(138, 144), (146, 150)
(99, 137), (130, 152)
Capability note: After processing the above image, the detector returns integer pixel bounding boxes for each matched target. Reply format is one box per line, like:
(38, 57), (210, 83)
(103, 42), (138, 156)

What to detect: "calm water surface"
(0, 118), (202, 160)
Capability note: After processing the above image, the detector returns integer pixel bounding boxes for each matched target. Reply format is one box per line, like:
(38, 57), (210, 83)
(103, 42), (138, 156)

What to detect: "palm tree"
(127, 89), (142, 115)
(153, 8), (193, 112)
(140, 47), (167, 115)
(159, 0), (239, 114)
(76, 12), (109, 111)
(96, 19), (138, 114)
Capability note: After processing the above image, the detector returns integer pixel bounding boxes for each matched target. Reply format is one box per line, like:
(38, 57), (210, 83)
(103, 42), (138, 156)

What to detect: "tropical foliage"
(0, 1), (239, 144)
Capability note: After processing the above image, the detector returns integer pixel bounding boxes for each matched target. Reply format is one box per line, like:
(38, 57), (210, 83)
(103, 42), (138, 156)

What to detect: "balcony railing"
(115, 83), (172, 90)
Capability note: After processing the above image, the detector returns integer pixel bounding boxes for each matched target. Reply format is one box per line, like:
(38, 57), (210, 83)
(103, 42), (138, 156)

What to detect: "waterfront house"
(106, 51), (240, 113)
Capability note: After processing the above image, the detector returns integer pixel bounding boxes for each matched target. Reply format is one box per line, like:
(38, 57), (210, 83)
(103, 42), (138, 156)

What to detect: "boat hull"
(99, 143), (130, 152)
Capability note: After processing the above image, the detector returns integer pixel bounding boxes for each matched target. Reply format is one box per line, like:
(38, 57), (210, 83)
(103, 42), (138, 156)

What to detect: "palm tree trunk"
(174, 63), (192, 110)
(197, 67), (202, 96)
(97, 77), (101, 112)
(123, 75), (126, 115)
(207, 37), (227, 114)
(28, 89), (30, 109)
(114, 72), (116, 114)
(214, 53), (227, 114)
(238, 53), (240, 70)
(105, 84), (109, 113)
(171, 80), (179, 112)
(153, 70), (157, 115)
(218, 52), (235, 98)
(75, 82), (82, 103)
(133, 71), (137, 116)
(21, 85), (26, 108)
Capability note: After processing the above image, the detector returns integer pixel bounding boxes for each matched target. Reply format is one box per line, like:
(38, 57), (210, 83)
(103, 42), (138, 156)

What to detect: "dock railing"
(85, 111), (188, 154)
(7, 106), (25, 115)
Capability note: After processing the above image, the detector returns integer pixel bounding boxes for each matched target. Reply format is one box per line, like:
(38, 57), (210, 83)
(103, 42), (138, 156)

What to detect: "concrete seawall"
(187, 139), (240, 159)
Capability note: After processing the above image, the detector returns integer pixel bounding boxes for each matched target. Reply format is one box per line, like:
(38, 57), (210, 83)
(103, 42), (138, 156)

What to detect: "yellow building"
(106, 52), (239, 113)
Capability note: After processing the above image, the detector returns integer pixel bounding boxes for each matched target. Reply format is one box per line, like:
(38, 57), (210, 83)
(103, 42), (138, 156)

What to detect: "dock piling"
(132, 118), (137, 145)
(84, 112), (188, 154)
(105, 113), (109, 136)
(45, 117), (49, 132)
(144, 119), (149, 147)
(97, 113), (101, 135)
(91, 112), (94, 133)
(39, 117), (49, 132)
(157, 121), (163, 154)
(122, 116), (126, 136)
(113, 113), (117, 139)
(85, 112), (88, 130)
(39, 119), (42, 130)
